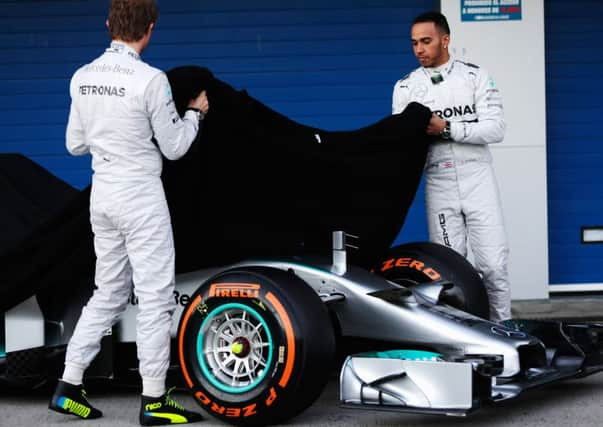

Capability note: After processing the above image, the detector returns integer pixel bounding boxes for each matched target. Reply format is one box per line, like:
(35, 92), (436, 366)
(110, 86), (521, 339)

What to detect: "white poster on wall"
(460, 0), (522, 21)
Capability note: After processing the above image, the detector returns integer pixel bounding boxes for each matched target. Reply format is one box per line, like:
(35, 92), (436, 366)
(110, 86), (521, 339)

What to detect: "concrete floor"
(2, 294), (602, 427)
(2, 371), (603, 427)
(512, 294), (603, 320)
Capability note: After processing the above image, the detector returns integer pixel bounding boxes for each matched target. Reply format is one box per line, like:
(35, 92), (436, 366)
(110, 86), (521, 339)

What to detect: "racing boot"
(48, 379), (103, 419)
(140, 387), (204, 425)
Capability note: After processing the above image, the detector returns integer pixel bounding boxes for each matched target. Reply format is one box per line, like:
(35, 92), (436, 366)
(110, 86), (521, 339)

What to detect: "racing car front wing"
(340, 351), (496, 416)
(340, 320), (603, 416)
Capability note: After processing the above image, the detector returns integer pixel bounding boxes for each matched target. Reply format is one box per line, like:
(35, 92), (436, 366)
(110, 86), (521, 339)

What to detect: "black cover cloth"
(0, 154), (78, 250)
(0, 66), (431, 312)
(0, 156), (94, 313)
(164, 66), (431, 271)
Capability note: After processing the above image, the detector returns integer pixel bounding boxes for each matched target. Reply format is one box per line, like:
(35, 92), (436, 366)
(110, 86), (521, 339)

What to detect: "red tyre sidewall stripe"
(179, 286), (296, 413)
(266, 291), (295, 388)
(178, 294), (202, 388)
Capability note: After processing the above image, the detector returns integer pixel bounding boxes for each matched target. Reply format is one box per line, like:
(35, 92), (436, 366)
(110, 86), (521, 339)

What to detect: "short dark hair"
(107, 0), (159, 42)
(412, 11), (450, 35)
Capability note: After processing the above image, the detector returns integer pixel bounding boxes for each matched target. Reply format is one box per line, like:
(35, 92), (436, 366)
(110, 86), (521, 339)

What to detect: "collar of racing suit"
(423, 57), (454, 82)
(106, 42), (141, 61)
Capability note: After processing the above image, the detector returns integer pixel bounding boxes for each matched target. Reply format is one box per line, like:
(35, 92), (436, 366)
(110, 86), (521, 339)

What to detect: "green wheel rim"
(197, 303), (274, 394)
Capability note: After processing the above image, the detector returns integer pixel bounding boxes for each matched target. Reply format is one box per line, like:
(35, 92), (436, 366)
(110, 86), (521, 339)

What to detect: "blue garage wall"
(545, 0), (603, 284)
(0, 0), (434, 243)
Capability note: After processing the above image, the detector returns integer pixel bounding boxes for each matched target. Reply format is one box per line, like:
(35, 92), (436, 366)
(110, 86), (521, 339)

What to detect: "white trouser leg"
(426, 163), (511, 322)
(426, 166), (468, 257)
(120, 179), (176, 385)
(459, 162), (511, 322)
(65, 182), (132, 373)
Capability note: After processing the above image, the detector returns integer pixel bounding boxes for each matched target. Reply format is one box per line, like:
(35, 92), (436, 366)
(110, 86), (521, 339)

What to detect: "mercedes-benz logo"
(491, 326), (527, 339)
(411, 83), (429, 101)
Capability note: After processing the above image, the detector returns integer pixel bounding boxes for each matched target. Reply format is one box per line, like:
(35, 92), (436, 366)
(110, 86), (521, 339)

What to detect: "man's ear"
(442, 33), (450, 49)
(148, 22), (155, 35)
(106, 19), (110, 30)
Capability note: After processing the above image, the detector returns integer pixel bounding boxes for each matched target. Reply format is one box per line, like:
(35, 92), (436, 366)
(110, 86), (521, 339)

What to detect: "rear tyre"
(177, 266), (335, 426)
(373, 242), (490, 319)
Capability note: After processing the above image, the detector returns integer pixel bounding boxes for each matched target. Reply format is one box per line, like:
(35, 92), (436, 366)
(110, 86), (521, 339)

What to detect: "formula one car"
(2, 67), (603, 426)
(173, 234), (603, 425)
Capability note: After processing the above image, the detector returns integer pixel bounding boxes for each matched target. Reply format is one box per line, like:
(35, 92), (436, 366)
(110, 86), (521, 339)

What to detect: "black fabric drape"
(163, 66), (432, 271)
(1, 66), (431, 312)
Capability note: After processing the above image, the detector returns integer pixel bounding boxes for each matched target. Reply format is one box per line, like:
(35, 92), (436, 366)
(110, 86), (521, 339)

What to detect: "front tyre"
(177, 266), (335, 426)
(373, 242), (490, 319)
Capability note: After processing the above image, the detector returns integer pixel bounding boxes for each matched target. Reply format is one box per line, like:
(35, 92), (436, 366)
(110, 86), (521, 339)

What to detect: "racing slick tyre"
(373, 242), (489, 319)
(177, 266), (335, 426)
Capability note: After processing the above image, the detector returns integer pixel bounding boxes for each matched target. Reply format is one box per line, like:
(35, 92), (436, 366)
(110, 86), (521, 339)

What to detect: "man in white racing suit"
(392, 11), (511, 323)
(49, 1), (208, 425)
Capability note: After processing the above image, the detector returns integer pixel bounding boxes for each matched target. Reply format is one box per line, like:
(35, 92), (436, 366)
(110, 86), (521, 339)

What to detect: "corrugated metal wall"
(5, 1), (602, 285)
(0, 0), (434, 243)
(545, 0), (603, 285)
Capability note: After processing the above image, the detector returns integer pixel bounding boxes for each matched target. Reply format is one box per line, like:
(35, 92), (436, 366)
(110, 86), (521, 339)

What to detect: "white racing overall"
(65, 42), (201, 383)
(392, 58), (511, 322)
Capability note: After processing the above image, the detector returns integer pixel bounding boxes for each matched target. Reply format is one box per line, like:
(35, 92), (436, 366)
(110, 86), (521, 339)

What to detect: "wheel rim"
(196, 303), (274, 393)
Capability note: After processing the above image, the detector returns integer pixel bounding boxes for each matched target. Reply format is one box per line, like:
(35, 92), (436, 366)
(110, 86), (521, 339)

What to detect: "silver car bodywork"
(2, 233), (602, 417)
(340, 356), (476, 414)
(201, 233), (602, 416)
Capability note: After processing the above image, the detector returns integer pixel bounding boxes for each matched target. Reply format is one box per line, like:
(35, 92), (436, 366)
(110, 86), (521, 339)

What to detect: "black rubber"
(177, 266), (335, 426)
(372, 242), (490, 319)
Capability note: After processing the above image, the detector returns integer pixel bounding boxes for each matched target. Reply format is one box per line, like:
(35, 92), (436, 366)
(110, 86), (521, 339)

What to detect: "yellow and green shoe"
(140, 387), (203, 425)
(48, 379), (102, 419)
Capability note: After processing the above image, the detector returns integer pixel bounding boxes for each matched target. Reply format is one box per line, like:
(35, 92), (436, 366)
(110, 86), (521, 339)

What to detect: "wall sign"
(461, 0), (522, 22)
